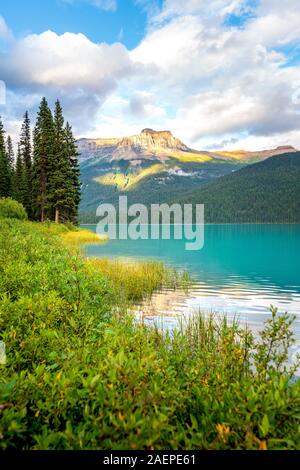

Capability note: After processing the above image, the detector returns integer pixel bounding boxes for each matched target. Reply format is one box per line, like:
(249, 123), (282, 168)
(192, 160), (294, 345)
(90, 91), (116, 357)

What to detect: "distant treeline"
(176, 152), (300, 223)
(0, 99), (80, 224)
(79, 152), (300, 225)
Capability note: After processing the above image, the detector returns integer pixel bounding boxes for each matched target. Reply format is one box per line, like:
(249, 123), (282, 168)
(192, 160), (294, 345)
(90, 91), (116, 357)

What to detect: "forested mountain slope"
(176, 152), (300, 223)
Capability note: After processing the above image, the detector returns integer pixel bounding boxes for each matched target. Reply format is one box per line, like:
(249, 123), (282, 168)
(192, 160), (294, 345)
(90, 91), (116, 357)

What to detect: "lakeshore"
(1, 216), (300, 449)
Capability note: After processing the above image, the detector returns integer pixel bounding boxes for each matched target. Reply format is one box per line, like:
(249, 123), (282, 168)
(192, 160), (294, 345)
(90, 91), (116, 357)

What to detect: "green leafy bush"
(0, 198), (28, 221)
(0, 219), (300, 450)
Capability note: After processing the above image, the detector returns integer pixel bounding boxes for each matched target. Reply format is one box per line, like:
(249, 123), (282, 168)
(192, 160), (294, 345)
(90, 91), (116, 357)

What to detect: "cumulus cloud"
(0, 29), (135, 143)
(0, 30), (135, 137)
(0, 31), (132, 91)
(132, 0), (299, 80)
(130, 0), (300, 147)
(172, 84), (300, 143)
(1, 0), (300, 150)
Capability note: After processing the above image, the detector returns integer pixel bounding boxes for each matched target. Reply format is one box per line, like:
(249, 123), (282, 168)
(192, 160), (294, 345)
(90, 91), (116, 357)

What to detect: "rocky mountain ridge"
(77, 128), (297, 164)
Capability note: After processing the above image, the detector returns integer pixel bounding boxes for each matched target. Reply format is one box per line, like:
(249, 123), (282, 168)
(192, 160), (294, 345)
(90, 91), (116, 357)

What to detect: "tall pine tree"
(65, 121), (81, 224)
(26, 98), (81, 223)
(19, 111), (33, 217)
(1, 101), (80, 222)
(13, 144), (27, 206)
(6, 135), (14, 172)
(50, 100), (71, 223)
(49, 101), (81, 224)
(32, 98), (55, 221)
(0, 117), (11, 198)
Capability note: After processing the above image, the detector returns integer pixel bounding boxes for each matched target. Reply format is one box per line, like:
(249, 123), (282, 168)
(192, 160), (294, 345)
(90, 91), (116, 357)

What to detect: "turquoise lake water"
(83, 224), (300, 342)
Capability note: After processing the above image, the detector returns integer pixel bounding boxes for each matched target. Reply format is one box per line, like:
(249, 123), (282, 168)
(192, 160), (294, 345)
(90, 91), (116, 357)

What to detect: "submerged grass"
(0, 217), (300, 450)
(61, 228), (108, 249)
(85, 258), (187, 303)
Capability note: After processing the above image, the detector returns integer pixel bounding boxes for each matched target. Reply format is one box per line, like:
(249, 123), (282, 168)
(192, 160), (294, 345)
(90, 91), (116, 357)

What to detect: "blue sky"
(0, 0), (300, 150)
(0, 0), (155, 48)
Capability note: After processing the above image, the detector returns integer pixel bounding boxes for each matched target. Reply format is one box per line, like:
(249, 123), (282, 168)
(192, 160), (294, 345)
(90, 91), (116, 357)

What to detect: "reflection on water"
(84, 224), (300, 340)
(135, 283), (300, 337)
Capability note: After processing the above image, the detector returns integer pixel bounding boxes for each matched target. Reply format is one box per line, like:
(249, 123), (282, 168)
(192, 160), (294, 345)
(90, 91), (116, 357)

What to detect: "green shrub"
(0, 218), (300, 450)
(0, 198), (28, 221)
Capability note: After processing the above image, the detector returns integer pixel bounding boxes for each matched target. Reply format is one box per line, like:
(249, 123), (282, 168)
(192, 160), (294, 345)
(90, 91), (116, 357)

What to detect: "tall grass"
(85, 258), (188, 303)
(0, 218), (300, 450)
(61, 228), (108, 250)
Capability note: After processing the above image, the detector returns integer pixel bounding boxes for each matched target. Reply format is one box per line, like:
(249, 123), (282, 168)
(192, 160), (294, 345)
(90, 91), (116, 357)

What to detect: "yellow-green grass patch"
(94, 163), (165, 190)
(61, 228), (108, 249)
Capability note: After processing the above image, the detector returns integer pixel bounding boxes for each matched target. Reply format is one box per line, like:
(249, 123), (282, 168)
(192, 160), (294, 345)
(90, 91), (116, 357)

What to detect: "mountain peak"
(141, 128), (173, 136)
(141, 128), (157, 134)
(275, 145), (297, 151)
(77, 129), (298, 165)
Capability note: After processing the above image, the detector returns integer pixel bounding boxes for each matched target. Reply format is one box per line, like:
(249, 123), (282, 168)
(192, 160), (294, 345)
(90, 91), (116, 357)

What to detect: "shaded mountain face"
(77, 128), (298, 221)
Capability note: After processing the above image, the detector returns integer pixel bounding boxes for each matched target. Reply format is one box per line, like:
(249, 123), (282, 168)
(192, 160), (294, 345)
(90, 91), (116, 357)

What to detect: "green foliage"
(32, 98), (55, 221)
(19, 111), (33, 218)
(178, 152), (300, 223)
(32, 98), (81, 224)
(0, 219), (300, 449)
(0, 101), (80, 225)
(6, 136), (14, 173)
(79, 158), (238, 222)
(48, 102), (80, 224)
(0, 198), (27, 221)
(65, 122), (81, 224)
(13, 145), (27, 207)
(0, 118), (12, 198)
(85, 258), (184, 303)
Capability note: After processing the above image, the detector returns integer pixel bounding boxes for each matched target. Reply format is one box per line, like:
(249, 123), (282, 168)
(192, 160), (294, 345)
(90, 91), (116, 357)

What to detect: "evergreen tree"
(29, 98), (81, 224)
(0, 117), (11, 197)
(50, 100), (71, 223)
(49, 101), (80, 224)
(32, 98), (55, 221)
(19, 111), (33, 217)
(13, 144), (27, 206)
(65, 121), (81, 224)
(6, 135), (14, 172)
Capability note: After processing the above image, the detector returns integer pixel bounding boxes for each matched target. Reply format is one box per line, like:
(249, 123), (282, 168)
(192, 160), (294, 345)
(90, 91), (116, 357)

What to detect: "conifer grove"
(0, 98), (81, 224)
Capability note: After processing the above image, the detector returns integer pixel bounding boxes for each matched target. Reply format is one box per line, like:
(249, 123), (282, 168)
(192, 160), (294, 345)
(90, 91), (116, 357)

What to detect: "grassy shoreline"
(0, 219), (300, 449)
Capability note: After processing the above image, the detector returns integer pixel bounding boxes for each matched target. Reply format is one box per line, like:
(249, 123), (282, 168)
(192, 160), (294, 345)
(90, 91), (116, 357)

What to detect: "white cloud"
(87, 94), (142, 138)
(217, 130), (300, 152)
(246, 12), (300, 47)
(0, 31), (132, 91)
(62, 0), (117, 11)
(0, 30), (133, 139)
(151, 0), (252, 23)
(0, 15), (12, 40)
(171, 84), (300, 141)
(129, 0), (300, 148)
(1, 0), (300, 151)
(127, 91), (166, 118)
(134, 0), (162, 18)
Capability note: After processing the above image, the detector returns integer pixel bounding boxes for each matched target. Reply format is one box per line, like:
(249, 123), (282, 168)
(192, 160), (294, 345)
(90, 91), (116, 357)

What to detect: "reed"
(61, 228), (108, 249)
